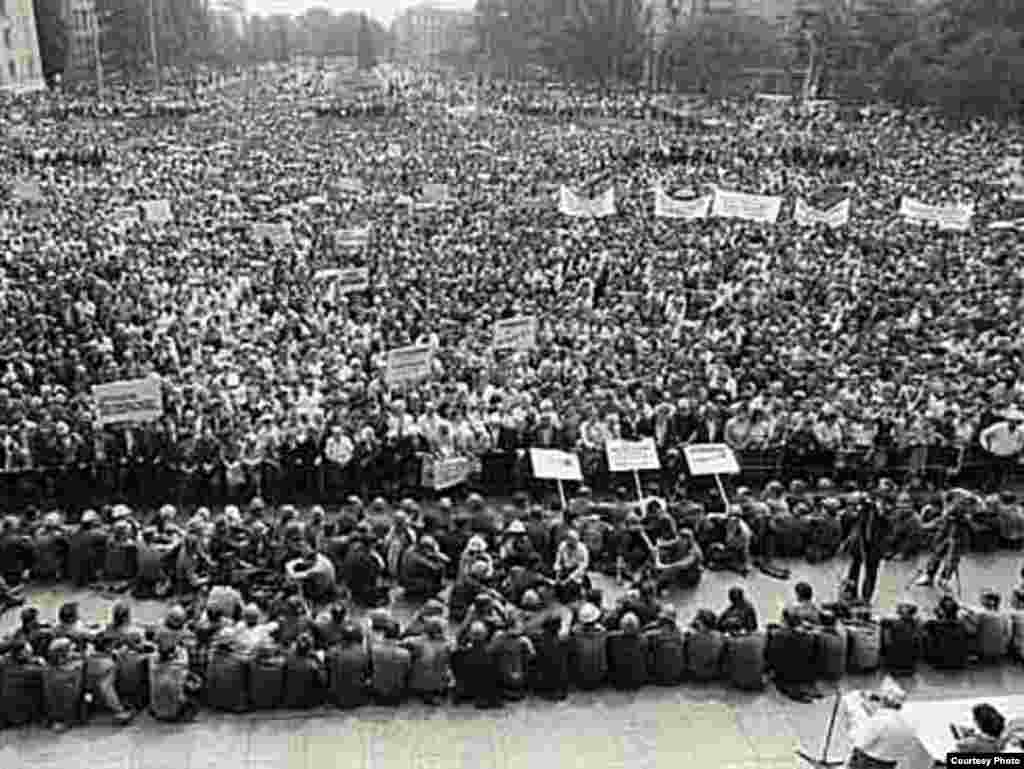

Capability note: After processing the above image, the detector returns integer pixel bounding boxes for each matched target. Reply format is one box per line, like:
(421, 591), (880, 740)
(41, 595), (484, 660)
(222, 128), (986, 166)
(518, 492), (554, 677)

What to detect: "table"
(842, 692), (1024, 768)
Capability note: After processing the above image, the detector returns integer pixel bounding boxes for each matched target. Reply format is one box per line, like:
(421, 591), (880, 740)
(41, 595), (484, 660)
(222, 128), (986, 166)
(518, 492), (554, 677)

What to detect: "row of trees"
(30, 2), (391, 87)
(470, 0), (1024, 119)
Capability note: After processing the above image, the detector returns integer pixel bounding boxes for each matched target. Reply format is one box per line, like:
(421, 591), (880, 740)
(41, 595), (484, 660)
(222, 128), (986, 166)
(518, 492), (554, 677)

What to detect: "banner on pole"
(140, 199), (173, 224)
(335, 225), (369, 248)
(335, 177), (365, 195)
(711, 188), (782, 223)
(93, 377), (163, 426)
(653, 187), (711, 220)
(558, 186), (616, 218)
(530, 448), (583, 482)
(683, 443), (740, 476)
(314, 266), (369, 294)
(10, 178), (43, 203)
(898, 197), (973, 232)
(606, 438), (662, 472)
(418, 183), (452, 208)
(794, 198), (850, 228)
(251, 222), (294, 246)
(385, 344), (433, 386)
(492, 316), (537, 351)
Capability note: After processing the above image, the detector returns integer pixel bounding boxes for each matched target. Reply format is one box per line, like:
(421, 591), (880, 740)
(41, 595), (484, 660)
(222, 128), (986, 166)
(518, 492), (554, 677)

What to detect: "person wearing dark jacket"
(644, 606), (686, 686)
(340, 530), (388, 607)
(569, 603), (608, 690)
(842, 497), (892, 603)
(717, 587), (759, 635)
(326, 624), (370, 709)
(368, 624), (412, 706)
(526, 614), (570, 700)
(32, 514), (68, 583)
(767, 609), (822, 703)
(0, 516), (35, 587)
(399, 536), (449, 599)
(452, 621), (502, 709)
(606, 612), (649, 690)
(489, 620), (535, 701)
(67, 510), (107, 588)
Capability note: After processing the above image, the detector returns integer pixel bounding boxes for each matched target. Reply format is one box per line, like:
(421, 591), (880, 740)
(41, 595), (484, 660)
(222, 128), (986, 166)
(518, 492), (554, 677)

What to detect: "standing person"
(979, 410), (1024, 492)
(913, 491), (976, 591)
(842, 496), (892, 604)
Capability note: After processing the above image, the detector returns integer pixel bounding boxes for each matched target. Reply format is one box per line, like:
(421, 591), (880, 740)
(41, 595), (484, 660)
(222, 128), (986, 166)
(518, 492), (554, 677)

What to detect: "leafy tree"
(356, 13), (376, 70)
(33, 0), (67, 85)
(559, 0), (650, 87)
(667, 14), (782, 97)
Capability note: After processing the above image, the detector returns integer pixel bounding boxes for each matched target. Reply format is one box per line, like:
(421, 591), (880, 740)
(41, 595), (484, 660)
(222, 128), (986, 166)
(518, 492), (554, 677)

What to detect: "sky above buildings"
(244, 0), (474, 24)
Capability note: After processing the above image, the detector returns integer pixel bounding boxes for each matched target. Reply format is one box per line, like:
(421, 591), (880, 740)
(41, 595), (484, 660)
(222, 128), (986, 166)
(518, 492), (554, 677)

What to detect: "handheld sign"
(315, 267), (369, 294)
(422, 456), (472, 491)
(606, 439), (661, 472)
(385, 344), (433, 387)
(530, 449), (583, 481)
(492, 316), (537, 352)
(683, 443), (740, 476)
(140, 199), (173, 224)
(93, 377), (163, 426)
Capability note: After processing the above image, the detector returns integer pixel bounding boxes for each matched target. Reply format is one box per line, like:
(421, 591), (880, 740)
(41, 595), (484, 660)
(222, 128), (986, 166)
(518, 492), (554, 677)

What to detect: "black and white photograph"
(0, 0), (1022, 766)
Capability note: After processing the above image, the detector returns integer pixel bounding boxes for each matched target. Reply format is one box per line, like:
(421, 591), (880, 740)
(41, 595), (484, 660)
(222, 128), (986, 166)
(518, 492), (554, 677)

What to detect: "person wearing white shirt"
(979, 415), (1024, 491)
(846, 686), (917, 769)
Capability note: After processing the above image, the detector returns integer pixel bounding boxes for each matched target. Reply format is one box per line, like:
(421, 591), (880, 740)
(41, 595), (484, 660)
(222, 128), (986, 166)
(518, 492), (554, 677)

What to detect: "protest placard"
(419, 183), (451, 208)
(335, 177), (365, 195)
(93, 377), (163, 426)
(385, 344), (433, 386)
(10, 178), (43, 203)
(794, 198), (851, 228)
(492, 316), (537, 351)
(422, 456), (473, 490)
(712, 188), (782, 223)
(335, 226), (369, 248)
(653, 187), (711, 220)
(251, 222), (294, 246)
(140, 199), (173, 224)
(606, 439), (662, 472)
(529, 449), (583, 481)
(559, 186), (616, 218)
(683, 444), (740, 476)
(316, 266), (369, 295)
(899, 197), (974, 232)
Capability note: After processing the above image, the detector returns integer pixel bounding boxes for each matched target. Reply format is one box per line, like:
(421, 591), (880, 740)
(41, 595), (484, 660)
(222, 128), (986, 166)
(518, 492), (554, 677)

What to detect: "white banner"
(335, 225), (369, 248)
(558, 186), (616, 218)
(711, 188), (782, 223)
(683, 443), (740, 476)
(252, 222), (294, 246)
(492, 316), (537, 351)
(418, 183), (452, 209)
(423, 456), (473, 490)
(314, 266), (369, 294)
(335, 177), (365, 195)
(653, 188), (711, 220)
(93, 377), (163, 426)
(899, 197), (974, 232)
(110, 205), (140, 229)
(530, 448), (583, 481)
(606, 438), (661, 472)
(10, 178), (43, 203)
(794, 198), (851, 228)
(385, 344), (433, 386)
(140, 199), (173, 224)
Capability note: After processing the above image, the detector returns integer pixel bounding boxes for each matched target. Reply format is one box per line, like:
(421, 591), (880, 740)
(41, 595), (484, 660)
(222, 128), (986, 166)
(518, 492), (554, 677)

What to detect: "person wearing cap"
(399, 535), (449, 599)
(569, 602), (608, 690)
(67, 510), (107, 588)
(979, 409), (1024, 492)
(606, 612), (650, 691)
(43, 636), (85, 732)
(32, 512), (68, 583)
(845, 679), (916, 769)
(458, 534), (494, 581)
(498, 519), (535, 569)
(452, 620), (502, 709)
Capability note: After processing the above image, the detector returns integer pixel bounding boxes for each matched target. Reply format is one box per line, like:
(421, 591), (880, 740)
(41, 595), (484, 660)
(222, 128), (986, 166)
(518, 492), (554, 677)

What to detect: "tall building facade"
(392, 3), (474, 63)
(60, 0), (96, 80)
(0, 0), (45, 91)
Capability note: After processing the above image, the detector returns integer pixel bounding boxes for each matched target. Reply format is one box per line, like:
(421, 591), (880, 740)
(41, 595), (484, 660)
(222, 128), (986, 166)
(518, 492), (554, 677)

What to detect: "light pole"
(91, 5), (105, 99)
(148, 0), (161, 90)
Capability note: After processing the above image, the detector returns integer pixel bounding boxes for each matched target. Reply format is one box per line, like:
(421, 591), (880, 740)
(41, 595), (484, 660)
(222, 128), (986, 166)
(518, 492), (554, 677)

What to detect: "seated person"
(399, 536), (449, 599)
(767, 609), (821, 703)
(922, 595), (970, 670)
(612, 513), (654, 581)
(651, 518), (702, 592)
(606, 612), (649, 691)
(785, 582), (822, 626)
(718, 586), (758, 635)
(963, 589), (1010, 663)
(880, 603), (922, 675)
(955, 703), (1006, 754)
(707, 511), (752, 575)
(502, 552), (554, 606)
(553, 530), (590, 603)
(285, 544), (338, 611)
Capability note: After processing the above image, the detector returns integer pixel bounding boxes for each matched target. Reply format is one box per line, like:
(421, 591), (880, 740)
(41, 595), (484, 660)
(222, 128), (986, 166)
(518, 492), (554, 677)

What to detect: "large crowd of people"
(0, 64), (1022, 734)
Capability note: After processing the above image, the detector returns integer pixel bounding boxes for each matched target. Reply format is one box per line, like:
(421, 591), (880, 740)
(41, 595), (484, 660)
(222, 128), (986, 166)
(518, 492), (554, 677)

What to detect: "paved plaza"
(3, 551), (1024, 769)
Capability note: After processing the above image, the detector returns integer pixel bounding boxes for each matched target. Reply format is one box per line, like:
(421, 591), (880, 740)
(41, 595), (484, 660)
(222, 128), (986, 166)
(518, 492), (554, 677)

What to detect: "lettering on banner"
(385, 345), (433, 386)
(683, 443), (740, 476)
(606, 439), (661, 472)
(899, 197), (974, 232)
(712, 188), (782, 224)
(93, 377), (163, 426)
(653, 187), (711, 220)
(492, 316), (537, 351)
(558, 186), (616, 218)
(530, 448), (584, 481)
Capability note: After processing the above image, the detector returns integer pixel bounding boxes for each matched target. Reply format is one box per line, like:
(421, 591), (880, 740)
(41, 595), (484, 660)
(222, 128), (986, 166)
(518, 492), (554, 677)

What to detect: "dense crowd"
(3, 487), (1024, 734)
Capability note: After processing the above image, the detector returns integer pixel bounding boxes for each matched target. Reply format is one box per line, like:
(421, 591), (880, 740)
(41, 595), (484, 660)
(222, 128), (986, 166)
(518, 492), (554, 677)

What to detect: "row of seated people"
(2, 574), (1023, 729)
